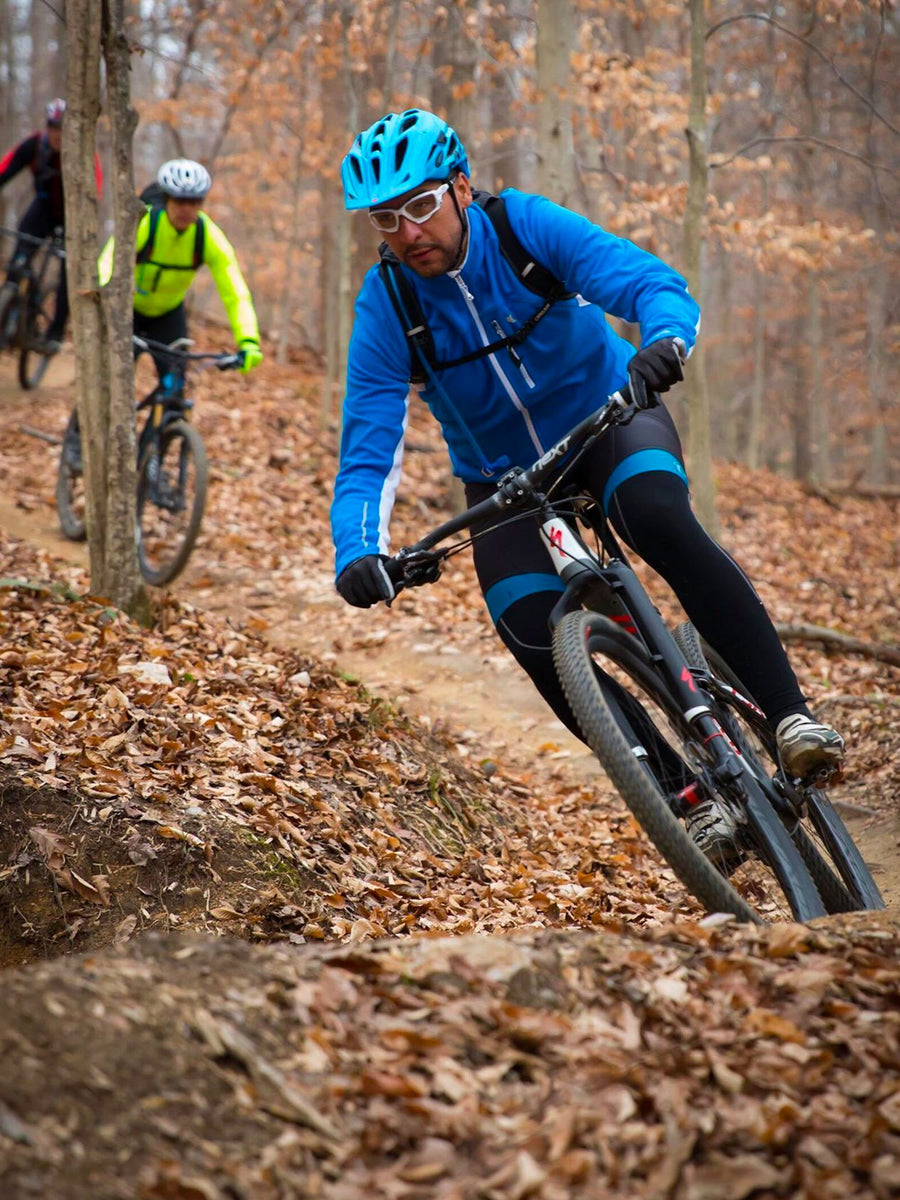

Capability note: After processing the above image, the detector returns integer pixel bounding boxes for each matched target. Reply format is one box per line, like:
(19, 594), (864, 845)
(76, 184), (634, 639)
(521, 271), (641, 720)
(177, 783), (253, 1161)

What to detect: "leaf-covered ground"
(2, 920), (899, 1200)
(0, 338), (898, 1197)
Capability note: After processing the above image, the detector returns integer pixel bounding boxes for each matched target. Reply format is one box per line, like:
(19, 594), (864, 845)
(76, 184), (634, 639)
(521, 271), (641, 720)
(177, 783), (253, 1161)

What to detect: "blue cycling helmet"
(342, 109), (470, 210)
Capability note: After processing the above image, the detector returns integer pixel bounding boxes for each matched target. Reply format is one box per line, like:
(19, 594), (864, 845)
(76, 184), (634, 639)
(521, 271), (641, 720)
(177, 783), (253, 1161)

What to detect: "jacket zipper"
(453, 274), (544, 456)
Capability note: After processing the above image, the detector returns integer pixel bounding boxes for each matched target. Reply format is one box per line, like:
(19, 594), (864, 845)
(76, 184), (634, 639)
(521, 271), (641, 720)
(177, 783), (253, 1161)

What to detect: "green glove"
(238, 341), (263, 374)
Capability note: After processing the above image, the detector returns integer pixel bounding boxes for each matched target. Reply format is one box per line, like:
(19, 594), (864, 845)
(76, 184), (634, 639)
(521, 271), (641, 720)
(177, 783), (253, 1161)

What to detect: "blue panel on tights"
(485, 572), (565, 623)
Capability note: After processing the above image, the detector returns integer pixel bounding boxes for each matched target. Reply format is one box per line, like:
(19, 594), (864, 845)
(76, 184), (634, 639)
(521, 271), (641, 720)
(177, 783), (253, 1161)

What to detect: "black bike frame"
(1, 225), (65, 285)
(133, 334), (241, 450)
(389, 391), (822, 917)
(0, 227), (65, 341)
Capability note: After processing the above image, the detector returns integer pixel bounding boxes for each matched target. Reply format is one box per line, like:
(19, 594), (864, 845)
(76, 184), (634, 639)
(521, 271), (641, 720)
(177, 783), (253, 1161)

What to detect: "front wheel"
(55, 409), (87, 541)
(18, 279), (54, 389)
(136, 420), (208, 586)
(553, 609), (827, 924)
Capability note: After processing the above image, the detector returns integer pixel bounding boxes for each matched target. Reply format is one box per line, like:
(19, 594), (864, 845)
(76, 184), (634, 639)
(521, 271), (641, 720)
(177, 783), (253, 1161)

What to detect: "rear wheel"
(55, 410), (87, 542)
(673, 621), (884, 913)
(18, 277), (56, 389)
(553, 609), (827, 923)
(136, 420), (208, 586)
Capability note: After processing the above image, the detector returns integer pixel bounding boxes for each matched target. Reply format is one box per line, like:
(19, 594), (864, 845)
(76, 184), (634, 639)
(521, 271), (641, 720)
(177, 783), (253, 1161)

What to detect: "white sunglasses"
(369, 183), (451, 233)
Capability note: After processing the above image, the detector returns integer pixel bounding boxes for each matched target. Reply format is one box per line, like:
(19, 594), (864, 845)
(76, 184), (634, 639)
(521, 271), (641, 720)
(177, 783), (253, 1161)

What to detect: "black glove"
(627, 337), (687, 410)
(336, 554), (396, 608)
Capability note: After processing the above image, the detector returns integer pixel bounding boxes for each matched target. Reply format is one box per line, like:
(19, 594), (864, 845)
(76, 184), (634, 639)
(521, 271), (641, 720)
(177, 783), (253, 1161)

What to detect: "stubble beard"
(404, 244), (454, 278)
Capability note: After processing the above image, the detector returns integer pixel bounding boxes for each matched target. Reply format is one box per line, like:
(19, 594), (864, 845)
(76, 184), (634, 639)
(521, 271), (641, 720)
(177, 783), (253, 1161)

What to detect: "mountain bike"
(383, 391), (884, 924)
(0, 225), (67, 390)
(55, 335), (242, 585)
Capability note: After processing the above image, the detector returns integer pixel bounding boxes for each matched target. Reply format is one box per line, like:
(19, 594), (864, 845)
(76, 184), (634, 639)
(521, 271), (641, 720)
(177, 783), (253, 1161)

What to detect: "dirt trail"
(4, 470), (898, 913)
(1, 354), (897, 914)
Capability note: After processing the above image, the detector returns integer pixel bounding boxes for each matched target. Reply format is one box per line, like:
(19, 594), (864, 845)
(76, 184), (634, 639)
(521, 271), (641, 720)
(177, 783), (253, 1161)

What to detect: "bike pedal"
(805, 762), (845, 788)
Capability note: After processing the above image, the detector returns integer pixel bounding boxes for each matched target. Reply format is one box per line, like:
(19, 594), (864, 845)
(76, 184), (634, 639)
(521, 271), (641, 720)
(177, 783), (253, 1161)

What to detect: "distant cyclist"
(62, 158), (264, 471)
(97, 157), (263, 381)
(0, 99), (98, 354)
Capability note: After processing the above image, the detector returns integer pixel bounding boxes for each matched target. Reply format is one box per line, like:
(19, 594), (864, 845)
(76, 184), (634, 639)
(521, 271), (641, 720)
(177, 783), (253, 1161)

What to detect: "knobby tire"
(55, 410), (87, 542)
(136, 420), (208, 586)
(553, 609), (763, 923)
(18, 278), (52, 390)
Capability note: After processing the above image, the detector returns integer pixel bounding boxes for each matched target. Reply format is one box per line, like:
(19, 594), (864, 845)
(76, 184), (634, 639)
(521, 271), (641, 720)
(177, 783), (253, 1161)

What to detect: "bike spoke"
(137, 423), (208, 586)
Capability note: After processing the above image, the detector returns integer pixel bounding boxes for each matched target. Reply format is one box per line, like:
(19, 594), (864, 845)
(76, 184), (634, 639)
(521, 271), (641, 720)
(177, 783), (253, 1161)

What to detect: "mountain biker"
(97, 157), (263, 380)
(62, 158), (264, 471)
(0, 99), (96, 354)
(331, 108), (845, 858)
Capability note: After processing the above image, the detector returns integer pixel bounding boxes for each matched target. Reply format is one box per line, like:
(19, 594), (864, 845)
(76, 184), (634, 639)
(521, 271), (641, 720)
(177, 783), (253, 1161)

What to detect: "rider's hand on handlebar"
(336, 554), (396, 608)
(626, 337), (686, 409)
(237, 340), (263, 374)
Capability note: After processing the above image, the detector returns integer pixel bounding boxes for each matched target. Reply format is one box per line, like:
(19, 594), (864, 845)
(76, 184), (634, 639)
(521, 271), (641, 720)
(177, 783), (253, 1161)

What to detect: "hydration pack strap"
(136, 207), (205, 271)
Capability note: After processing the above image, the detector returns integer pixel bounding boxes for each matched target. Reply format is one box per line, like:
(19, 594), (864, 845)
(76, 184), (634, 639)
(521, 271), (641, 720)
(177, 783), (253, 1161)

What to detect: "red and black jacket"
(0, 132), (103, 224)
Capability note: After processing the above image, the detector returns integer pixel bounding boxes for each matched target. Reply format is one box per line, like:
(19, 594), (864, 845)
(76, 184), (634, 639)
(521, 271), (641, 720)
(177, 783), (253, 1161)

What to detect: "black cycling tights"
(487, 471), (810, 741)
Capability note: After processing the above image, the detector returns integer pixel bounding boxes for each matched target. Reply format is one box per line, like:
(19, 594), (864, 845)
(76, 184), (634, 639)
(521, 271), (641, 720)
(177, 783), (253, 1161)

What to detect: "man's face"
(166, 196), (203, 233)
(46, 126), (62, 152)
(373, 174), (472, 278)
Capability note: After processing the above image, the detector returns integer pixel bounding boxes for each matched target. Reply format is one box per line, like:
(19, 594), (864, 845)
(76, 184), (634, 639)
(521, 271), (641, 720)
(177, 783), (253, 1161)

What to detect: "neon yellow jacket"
(98, 207), (260, 345)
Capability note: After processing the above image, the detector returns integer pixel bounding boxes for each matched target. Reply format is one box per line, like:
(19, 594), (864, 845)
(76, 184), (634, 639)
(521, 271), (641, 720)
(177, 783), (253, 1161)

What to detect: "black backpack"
(135, 180), (205, 271)
(378, 190), (573, 385)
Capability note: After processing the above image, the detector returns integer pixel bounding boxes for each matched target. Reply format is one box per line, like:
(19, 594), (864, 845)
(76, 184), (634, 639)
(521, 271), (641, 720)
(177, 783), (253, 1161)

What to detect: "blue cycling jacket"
(331, 188), (700, 578)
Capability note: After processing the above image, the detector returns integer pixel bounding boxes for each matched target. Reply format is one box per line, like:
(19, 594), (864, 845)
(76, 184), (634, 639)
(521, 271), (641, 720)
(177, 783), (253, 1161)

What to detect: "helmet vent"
(394, 137), (409, 172)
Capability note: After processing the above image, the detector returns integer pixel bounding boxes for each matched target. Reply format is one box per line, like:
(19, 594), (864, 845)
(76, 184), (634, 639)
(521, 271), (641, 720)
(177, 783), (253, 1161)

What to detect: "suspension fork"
(542, 509), (743, 784)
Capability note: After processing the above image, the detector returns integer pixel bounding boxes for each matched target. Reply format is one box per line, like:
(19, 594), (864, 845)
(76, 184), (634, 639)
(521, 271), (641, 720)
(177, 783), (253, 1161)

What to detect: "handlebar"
(132, 333), (242, 371)
(385, 389), (636, 592)
(0, 226), (66, 256)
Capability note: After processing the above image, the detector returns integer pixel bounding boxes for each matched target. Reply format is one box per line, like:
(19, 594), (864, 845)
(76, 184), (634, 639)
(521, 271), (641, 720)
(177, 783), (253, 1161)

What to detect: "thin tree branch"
(710, 134), (900, 176)
(706, 12), (900, 138)
(774, 623), (900, 668)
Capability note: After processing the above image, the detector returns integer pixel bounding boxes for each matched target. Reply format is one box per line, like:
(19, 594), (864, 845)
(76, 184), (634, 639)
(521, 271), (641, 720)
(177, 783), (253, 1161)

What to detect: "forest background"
(1, 5), (899, 1189)
(0, 0), (897, 493)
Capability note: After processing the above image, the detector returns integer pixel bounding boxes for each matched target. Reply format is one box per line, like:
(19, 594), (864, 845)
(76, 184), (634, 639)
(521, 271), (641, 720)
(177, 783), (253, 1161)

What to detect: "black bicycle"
(56, 335), (242, 585)
(0, 225), (66, 389)
(383, 391), (884, 924)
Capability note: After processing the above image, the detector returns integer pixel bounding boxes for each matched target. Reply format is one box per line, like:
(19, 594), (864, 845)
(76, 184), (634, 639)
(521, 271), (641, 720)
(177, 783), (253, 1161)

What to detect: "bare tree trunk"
(333, 3), (358, 433)
(796, 12), (825, 486)
(32, 0), (65, 104)
(808, 271), (829, 483)
(535, 0), (576, 207)
(746, 6), (777, 472)
(433, 3), (480, 512)
(746, 264), (766, 470)
(275, 135), (306, 366)
(682, 0), (717, 535)
(866, 258), (889, 485)
(64, 0), (149, 622)
(864, 27), (891, 487)
(320, 189), (339, 429)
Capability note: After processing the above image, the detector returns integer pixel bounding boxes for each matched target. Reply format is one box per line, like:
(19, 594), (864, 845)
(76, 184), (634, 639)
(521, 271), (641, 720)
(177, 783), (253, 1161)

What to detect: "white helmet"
(157, 158), (211, 200)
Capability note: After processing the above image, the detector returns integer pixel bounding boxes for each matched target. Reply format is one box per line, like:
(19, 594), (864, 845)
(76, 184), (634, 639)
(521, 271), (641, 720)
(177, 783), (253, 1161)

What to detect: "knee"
(492, 591), (557, 660)
(609, 471), (696, 560)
